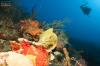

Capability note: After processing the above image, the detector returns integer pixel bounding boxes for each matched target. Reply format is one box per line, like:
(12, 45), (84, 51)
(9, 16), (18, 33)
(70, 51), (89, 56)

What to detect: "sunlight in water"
(90, 0), (100, 9)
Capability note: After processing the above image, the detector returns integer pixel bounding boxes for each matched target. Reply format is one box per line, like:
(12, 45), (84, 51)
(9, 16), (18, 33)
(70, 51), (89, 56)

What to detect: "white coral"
(0, 52), (33, 66)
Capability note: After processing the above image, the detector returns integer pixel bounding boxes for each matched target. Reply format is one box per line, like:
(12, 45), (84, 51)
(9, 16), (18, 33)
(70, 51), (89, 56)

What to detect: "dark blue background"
(15, 0), (100, 66)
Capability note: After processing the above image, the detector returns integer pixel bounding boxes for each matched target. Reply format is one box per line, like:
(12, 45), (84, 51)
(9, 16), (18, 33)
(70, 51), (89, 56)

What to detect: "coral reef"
(0, 19), (87, 66)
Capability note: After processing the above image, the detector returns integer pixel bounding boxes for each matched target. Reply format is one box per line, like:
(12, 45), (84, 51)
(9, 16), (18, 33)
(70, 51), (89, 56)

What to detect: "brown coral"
(20, 19), (42, 41)
(20, 20), (41, 33)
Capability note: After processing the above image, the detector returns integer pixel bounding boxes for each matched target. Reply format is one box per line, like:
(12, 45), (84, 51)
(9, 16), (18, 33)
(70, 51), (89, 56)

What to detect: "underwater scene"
(0, 0), (100, 66)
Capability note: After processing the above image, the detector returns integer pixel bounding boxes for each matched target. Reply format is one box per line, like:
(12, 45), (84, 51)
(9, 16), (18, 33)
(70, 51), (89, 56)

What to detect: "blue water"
(15, 0), (100, 66)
